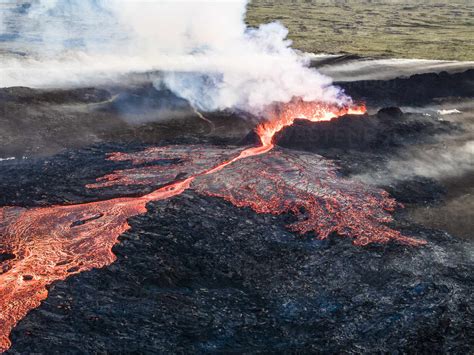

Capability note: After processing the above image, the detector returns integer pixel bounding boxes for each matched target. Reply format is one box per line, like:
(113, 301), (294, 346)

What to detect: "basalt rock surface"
(0, 87), (111, 105)
(338, 69), (474, 107)
(6, 192), (474, 354)
(1, 68), (473, 353)
(0, 84), (253, 158)
(274, 108), (454, 153)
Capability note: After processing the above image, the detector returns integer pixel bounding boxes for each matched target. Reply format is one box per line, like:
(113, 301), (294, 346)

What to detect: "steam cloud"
(0, 0), (349, 114)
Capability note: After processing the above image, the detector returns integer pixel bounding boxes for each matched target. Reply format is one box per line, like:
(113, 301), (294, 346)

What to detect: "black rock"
(0, 253), (15, 263)
(239, 128), (261, 146)
(378, 106), (404, 118)
(7, 192), (474, 353)
(384, 176), (446, 204)
(338, 69), (474, 106)
(102, 83), (192, 117)
(0, 87), (112, 104)
(274, 110), (453, 153)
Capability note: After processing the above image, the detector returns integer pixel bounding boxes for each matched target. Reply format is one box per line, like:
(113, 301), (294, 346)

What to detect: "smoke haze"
(0, 0), (348, 113)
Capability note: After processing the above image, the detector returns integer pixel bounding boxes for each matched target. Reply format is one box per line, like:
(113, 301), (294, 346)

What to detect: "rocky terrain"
(6, 192), (473, 353)
(1, 69), (473, 353)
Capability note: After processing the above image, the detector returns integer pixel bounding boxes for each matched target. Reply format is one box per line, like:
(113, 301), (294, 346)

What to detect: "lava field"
(0, 69), (473, 353)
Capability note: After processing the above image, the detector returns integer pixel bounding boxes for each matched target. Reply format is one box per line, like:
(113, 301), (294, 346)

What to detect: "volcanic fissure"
(0, 100), (426, 352)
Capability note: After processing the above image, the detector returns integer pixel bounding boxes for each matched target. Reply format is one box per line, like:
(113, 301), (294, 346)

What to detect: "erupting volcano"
(0, 100), (428, 352)
(0, 0), (472, 351)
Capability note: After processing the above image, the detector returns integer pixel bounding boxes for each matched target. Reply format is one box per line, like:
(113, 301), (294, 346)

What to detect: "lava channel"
(0, 100), (425, 352)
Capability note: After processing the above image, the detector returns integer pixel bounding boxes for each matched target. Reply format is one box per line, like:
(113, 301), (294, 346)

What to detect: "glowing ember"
(0, 100), (424, 352)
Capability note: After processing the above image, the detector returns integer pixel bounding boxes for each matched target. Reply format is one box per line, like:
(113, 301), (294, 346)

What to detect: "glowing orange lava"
(256, 99), (366, 147)
(0, 99), (425, 352)
(0, 181), (190, 352)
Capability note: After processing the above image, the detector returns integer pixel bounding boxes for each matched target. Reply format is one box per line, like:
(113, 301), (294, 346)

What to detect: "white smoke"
(0, 0), (349, 113)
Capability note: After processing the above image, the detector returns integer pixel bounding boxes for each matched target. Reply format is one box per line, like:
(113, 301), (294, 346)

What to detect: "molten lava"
(194, 148), (425, 246)
(257, 99), (367, 147)
(0, 99), (424, 352)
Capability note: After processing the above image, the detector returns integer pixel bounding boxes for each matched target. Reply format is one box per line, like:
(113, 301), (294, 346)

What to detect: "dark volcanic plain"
(1, 68), (473, 353)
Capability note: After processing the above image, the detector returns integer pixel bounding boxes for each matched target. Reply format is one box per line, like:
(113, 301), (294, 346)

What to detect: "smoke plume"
(0, 0), (349, 113)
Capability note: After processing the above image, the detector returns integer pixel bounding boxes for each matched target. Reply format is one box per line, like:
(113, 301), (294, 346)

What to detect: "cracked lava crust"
(0, 100), (429, 352)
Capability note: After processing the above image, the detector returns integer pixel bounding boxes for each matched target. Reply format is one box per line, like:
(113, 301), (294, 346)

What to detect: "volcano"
(1, 66), (473, 352)
(0, 0), (473, 348)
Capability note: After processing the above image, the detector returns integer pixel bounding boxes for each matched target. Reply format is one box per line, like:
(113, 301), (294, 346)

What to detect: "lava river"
(0, 100), (426, 352)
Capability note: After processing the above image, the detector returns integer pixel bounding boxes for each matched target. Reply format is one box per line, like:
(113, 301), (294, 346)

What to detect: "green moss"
(246, 0), (473, 61)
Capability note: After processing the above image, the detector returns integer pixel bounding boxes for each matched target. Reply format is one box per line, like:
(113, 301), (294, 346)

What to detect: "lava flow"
(0, 99), (425, 352)
(256, 99), (367, 147)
